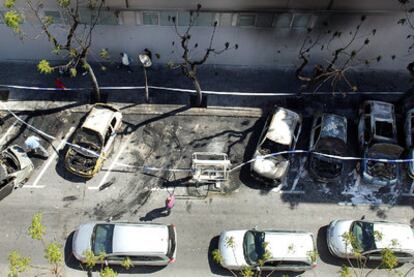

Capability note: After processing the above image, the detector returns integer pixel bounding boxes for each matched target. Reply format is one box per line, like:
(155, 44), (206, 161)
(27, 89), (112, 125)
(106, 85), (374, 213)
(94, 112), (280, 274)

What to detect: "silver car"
(251, 107), (302, 185)
(72, 222), (177, 266)
(0, 145), (34, 201)
(327, 219), (414, 262)
(218, 228), (316, 272)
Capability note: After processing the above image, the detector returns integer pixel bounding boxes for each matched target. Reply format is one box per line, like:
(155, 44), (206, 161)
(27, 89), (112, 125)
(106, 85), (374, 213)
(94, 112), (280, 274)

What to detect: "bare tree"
(169, 4), (238, 106)
(3, 0), (106, 102)
(296, 15), (380, 93)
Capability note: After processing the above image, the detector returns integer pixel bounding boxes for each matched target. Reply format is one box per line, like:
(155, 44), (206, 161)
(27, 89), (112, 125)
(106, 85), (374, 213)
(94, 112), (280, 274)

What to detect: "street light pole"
(139, 54), (152, 103)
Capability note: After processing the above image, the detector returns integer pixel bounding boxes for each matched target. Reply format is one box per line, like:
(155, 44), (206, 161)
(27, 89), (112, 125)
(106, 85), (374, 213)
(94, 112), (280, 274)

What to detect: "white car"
(72, 222), (177, 266)
(218, 229), (316, 272)
(251, 107), (302, 185)
(327, 219), (414, 262)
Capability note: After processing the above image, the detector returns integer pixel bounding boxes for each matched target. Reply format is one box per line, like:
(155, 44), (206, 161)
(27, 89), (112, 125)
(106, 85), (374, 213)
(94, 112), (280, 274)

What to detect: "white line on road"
(25, 127), (75, 189)
(88, 134), (133, 190)
(0, 120), (18, 147)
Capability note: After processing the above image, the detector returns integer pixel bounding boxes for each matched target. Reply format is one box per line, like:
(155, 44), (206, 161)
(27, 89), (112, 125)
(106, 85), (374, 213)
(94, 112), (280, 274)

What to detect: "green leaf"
(211, 249), (223, 264)
(381, 248), (398, 270)
(4, 0), (16, 9)
(4, 10), (23, 33)
(121, 257), (133, 270)
(99, 48), (110, 60)
(57, 0), (70, 7)
(8, 251), (31, 277)
(70, 67), (77, 77)
(42, 15), (54, 26)
(339, 265), (352, 277)
(44, 242), (63, 265)
(28, 212), (46, 240)
(100, 266), (118, 277)
(240, 266), (254, 277)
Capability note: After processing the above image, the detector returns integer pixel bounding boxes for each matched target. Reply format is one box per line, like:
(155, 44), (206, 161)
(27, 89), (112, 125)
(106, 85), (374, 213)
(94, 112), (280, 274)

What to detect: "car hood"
(327, 220), (354, 258)
(218, 230), (248, 268)
(72, 223), (96, 260)
(252, 153), (289, 180)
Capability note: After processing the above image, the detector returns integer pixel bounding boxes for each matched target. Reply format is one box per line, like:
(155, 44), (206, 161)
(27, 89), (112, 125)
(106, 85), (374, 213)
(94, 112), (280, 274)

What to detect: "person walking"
(24, 135), (49, 159)
(165, 195), (175, 215)
(119, 52), (132, 73)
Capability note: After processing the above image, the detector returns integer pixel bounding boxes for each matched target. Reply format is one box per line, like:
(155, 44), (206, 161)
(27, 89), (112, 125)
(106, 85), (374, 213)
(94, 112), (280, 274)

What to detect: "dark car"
(250, 106), (302, 186)
(308, 113), (349, 183)
(358, 101), (403, 187)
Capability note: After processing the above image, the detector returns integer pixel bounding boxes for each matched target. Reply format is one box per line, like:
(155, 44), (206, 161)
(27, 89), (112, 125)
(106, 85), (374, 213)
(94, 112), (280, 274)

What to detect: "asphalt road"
(0, 104), (413, 277)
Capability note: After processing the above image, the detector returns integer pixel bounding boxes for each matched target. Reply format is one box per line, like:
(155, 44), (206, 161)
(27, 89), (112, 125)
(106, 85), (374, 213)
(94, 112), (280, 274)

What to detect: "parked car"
(0, 145), (34, 201)
(72, 222), (177, 266)
(65, 104), (122, 178)
(308, 113), (348, 183)
(218, 228), (316, 272)
(327, 219), (414, 263)
(358, 101), (403, 187)
(251, 107), (302, 185)
(404, 108), (414, 178)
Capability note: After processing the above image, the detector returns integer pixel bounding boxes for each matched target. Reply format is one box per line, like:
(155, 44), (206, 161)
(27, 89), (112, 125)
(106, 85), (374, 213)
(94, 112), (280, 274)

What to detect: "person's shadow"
(139, 207), (170, 221)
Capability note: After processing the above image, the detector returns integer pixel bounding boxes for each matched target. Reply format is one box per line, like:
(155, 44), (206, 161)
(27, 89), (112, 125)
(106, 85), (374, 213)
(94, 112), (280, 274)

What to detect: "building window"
(292, 14), (311, 29)
(255, 13), (274, 28)
(44, 10), (62, 24)
(79, 9), (118, 25)
(238, 13), (256, 27)
(219, 13), (233, 27)
(160, 11), (176, 26)
(142, 11), (159, 25)
(273, 13), (292, 28)
(194, 12), (215, 26)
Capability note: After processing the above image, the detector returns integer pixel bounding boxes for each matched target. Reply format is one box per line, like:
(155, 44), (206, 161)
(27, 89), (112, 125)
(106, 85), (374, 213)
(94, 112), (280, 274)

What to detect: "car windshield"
(351, 221), (376, 252)
(310, 155), (342, 179)
(73, 129), (102, 156)
(243, 231), (265, 265)
(91, 224), (114, 255)
(259, 138), (289, 157)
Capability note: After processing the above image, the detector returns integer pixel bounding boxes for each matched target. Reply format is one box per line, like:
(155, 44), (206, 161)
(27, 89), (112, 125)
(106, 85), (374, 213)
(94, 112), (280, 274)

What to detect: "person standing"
(24, 135), (49, 159)
(165, 195), (175, 215)
(119, 52), (132, 73)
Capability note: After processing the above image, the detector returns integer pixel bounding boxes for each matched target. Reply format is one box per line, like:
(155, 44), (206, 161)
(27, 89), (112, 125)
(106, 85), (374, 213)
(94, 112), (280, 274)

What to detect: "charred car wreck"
(308, 113), (349, 183)
(65, 104), (122, 178)
(405, 107), (414, 178)
(358, 101), (403, 187)
(0, 145), (34, 201)
(251, 106), (302, 186)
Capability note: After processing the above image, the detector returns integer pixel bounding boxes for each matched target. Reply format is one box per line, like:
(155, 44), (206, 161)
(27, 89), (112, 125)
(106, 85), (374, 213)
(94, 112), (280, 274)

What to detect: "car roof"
(82, 105), (121, 139)
(266, 107), (300, 146)
(320, 114), (347, 142)
(112, 223), (169, 255)
(264, 231), (314, 261)
(373, 222), (414, 251)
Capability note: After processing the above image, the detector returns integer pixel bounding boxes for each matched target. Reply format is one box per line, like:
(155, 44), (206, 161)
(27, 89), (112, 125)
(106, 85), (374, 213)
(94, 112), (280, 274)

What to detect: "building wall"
(0, 0), (412, 70)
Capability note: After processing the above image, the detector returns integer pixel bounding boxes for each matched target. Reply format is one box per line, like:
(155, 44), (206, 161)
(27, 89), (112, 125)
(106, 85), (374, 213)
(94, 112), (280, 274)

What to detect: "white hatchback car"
(218, 229), (316, 272)
(72, 222), (177, 266)
(327, 219), (414, 263)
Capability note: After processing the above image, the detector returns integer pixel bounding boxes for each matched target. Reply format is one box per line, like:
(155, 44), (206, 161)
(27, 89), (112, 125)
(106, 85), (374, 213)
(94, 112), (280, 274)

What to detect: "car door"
(0, 176), (15, 201)
(364, 250), (382, 261)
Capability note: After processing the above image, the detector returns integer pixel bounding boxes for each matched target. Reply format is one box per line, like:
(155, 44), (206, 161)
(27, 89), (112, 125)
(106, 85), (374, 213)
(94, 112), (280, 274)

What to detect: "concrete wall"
(0, 0), (412, 71)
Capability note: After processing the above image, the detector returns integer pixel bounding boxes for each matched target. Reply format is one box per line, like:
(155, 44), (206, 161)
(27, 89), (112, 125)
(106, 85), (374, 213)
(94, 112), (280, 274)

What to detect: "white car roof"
(373, 222), (414, 251)
(266, 108), (300, 146)
(82, 105), (121, 139)
(265, 231), (314, 261)
(112, 224), (169, 254)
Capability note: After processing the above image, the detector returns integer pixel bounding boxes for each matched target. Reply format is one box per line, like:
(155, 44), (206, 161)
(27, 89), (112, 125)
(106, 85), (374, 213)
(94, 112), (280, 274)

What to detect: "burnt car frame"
(65, 104), (122, 178)
(0, 145), (34, 200)
(404, 108), (414, 178)
(358, 101), (403, 187)
(308, 113), (349, 183)
(250, 106), (302, 186)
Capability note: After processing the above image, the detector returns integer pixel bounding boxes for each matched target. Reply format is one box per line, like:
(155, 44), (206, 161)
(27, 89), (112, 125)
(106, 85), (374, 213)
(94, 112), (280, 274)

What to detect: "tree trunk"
(86, 63), (100, 103)
(192, 77), (202, 107)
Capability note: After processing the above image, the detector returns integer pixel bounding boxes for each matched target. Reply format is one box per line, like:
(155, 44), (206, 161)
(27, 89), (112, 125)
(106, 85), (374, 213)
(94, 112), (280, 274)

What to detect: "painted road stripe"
(88, 134), (133, 190)
(25, 127), (75, 189)
(0, 120), (19, 147)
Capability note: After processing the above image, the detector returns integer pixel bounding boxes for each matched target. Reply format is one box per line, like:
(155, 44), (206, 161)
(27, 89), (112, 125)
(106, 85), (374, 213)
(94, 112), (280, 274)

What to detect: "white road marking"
(89, 134), (133, 190)
(25, 127), (75, 189)
(0, 120), (18, 147)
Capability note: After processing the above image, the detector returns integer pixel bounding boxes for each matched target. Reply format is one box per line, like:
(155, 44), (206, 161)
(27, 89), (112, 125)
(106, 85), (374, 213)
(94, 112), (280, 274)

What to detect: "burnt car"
(308, 113), (348, 183)
(250, 107), (302, 185)
(0, 145), (34, 200)
(358, 101), (403, 187)
(404, 108), (414, 178)
(65, 104), (122, 178)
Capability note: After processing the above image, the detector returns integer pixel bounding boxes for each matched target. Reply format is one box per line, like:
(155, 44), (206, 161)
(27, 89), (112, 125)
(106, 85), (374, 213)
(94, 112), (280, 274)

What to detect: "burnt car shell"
(250, 107), (302, 185)
(0, 145), (34, 200)
(358, 101), (402, 187)
(65, 104), (122, 178)
(308, 114), (348, 183)
(404, 108), (414, 178)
